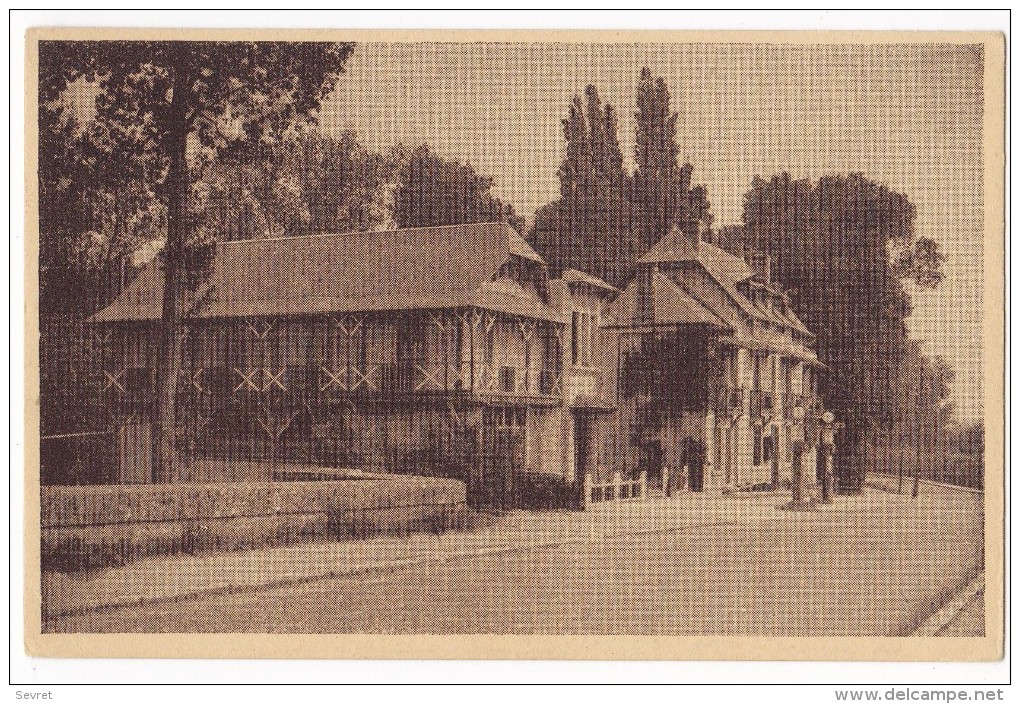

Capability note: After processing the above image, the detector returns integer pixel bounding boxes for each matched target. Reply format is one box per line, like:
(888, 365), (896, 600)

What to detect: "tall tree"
(193, 129), (394, 241)
(586, 88), (632, 287)
(39, 104), (163, 319)
(633, 67), (712, 257)
(895, 340), (955, 494)
(531, 87), (633, 287)
(301, 131), (395, 234)
(706, 223), (747, 257)
(38, 108), (166, 443)
(39, 40), (355, 482)
(533, 71), (709, 287)
(532, 95), (593, 278)
(192, 145), (308, 242)
(556, 95), (593, 201)
(742, 172), (946, 492)
(392, 144), (523, 233)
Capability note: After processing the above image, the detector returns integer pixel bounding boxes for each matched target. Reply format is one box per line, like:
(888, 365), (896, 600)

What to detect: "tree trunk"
(837, 420), (865, 494)
(154, 77), (190, 484)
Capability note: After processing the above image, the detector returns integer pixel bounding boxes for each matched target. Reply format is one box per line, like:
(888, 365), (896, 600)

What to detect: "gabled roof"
(606, 270), (731, 330)
(638, 228), (703, 265)
(560, 268), (621, 295)
(90, 222), (563, 324)
(508, 229), (545, 263)
(638, 230), (812, 335)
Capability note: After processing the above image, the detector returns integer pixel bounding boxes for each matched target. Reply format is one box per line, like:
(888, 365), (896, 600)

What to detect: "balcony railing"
(478, 365), (563, 398)
(782, 393), (822, 420)
(182, 361), (563, 402)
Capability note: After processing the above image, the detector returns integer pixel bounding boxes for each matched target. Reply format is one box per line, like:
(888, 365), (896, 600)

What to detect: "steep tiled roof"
(639, 230), (812, 335)
(90, 222), (563, 324)
(638, 229), (702, 264)
(607, 270), (731, 330)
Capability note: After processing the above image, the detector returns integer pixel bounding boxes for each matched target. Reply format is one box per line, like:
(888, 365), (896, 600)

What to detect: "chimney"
(681, 221), (701, 256)
(745, 248), (771, 286)
(637, 263), (656, 325)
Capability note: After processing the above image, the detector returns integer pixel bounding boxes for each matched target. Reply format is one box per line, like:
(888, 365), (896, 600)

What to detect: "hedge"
(42, 477), (466, 572)
(466, 470), (580, 511)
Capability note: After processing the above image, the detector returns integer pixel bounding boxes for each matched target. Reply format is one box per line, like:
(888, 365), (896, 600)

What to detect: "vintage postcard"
(24, 27), (1004, 661)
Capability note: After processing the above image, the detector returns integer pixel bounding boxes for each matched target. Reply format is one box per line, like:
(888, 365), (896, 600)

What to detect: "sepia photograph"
(23, 24), (1003, 663)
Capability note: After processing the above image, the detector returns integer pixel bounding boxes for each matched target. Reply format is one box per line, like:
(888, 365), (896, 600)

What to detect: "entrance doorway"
(573, 412), (592, 482)
(640, 439), (664, 490)
(478, 407), (526, 510)
(682, 437), (705, 492)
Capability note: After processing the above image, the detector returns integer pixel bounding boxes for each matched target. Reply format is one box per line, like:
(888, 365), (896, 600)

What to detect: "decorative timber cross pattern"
(233, 368), (260, 393)
(245, 319), (274, 340)
(263, 368), (287, 392)
(103, 368), (126, 393)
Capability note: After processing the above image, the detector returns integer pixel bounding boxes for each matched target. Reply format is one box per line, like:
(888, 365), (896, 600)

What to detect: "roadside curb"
(910, 572), (985, 637)
(866, 473), (984, 495)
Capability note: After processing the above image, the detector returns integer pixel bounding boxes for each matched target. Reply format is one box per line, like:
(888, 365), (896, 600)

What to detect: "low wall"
(42, 476), (466, 572)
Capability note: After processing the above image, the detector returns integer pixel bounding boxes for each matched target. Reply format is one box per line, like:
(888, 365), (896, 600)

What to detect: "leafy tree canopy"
(392, 144), (524, 234)
(531, 70), (711, 289)
(741, 172), (947, 492)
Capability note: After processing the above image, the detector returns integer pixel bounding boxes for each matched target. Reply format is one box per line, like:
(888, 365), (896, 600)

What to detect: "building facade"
(90, 221), (821, 507)
(606, 225), (822, 493)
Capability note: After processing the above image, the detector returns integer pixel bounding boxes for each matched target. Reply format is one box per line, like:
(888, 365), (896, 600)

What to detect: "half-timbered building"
(90, 219), (822, 508)
(606, 224), (822, 493)
(91, 223), (583, 507)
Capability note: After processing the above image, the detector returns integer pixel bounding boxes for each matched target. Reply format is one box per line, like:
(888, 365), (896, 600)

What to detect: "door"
(573, 412), (592, 482)
(714, 425), (723, 487)
(396, 320), (425, 392)
(479, 407), (525, 510)
(721, 427), (731, 486)
(641, 440), (664, 490)
(118, 419), (152, 484)
(685, 438), (705, 492)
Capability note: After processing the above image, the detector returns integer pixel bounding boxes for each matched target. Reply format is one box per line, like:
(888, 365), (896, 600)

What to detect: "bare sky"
(319, 42), (985, 421)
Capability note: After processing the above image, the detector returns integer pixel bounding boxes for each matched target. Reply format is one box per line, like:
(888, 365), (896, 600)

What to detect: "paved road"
(51, 486), (983, 636)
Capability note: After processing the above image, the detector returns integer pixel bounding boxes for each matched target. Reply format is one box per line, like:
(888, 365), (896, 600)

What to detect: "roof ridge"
(218, 221), (515, 247)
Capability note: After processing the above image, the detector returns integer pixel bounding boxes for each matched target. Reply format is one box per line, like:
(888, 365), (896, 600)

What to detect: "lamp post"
(819, 411), (836, 504)
(784, 404), (812, 511)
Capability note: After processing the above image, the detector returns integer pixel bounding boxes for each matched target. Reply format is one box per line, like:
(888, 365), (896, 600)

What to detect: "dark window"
(485, 323), (495, 368)
(763, 432), (774, 464)
(124, 367), (154, 393)
(753, 425), (763, 465)
(571, 312), (580, 365)
(571, 311), (596, 366)
(499, 366), (517, 393)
